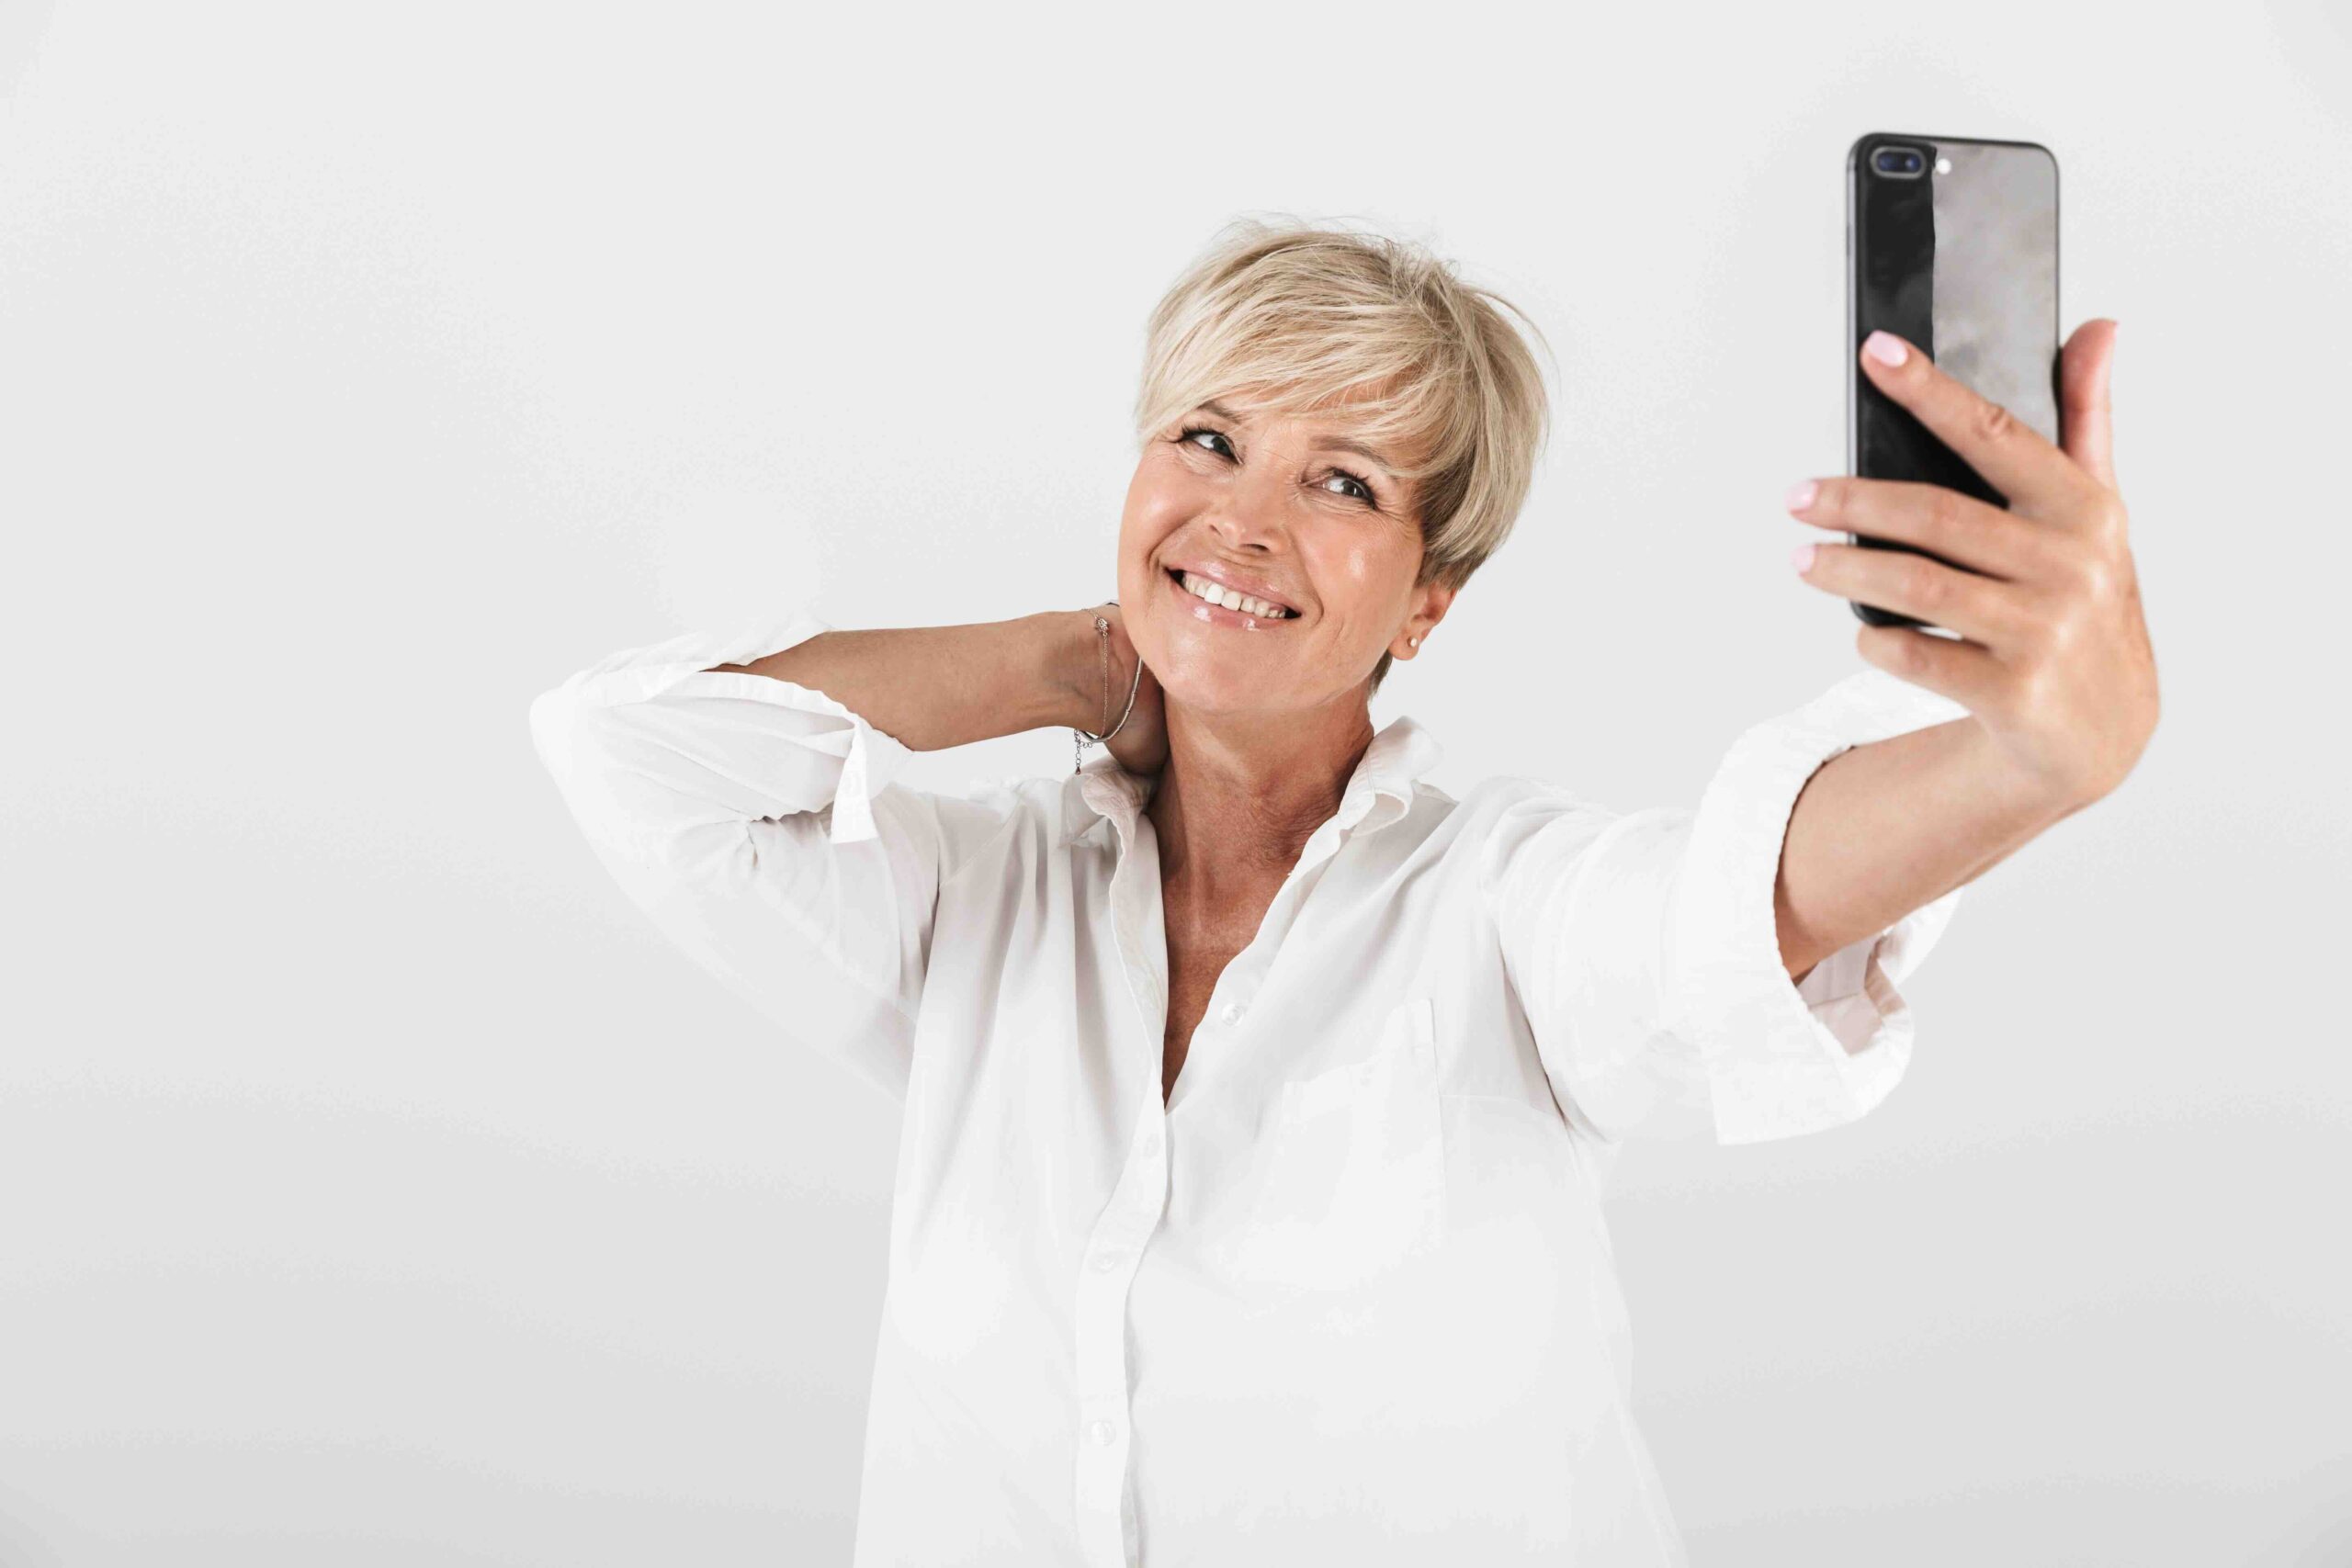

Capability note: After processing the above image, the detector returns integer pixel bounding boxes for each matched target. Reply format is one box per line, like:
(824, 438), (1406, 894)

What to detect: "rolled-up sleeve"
(526, 608), (940, 1104)
(1487, 667), (1972, 1146)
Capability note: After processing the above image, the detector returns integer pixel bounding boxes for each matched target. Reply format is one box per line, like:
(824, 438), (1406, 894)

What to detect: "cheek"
(1124, 465), (1193, 534)
(1119, 468), (1195, 570)
(1335, 549), (1380, 589)
(1115, 478), (1172, 584)
(1306, 543), (1392, 623)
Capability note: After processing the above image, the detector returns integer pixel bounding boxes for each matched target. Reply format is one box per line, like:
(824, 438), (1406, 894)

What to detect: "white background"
(3, 1), (2346, 1562)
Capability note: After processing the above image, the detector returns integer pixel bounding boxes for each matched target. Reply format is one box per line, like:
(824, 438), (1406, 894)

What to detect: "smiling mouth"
(1164, 567), (1299, 625)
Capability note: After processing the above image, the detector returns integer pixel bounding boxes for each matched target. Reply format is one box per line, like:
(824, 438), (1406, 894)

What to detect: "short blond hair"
(1134, 214), (1554, 692)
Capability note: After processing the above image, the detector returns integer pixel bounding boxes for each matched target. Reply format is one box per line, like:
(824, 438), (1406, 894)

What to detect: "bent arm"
(711, 610), (1102, 753)
(527, 606), (1107, 1103)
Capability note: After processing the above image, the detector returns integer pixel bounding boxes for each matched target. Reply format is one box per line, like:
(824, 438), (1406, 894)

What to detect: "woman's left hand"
(1784, 321), (2159, 812)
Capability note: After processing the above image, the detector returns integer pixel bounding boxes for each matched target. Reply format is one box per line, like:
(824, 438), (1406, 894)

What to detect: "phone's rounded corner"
(2021, 139), (2061, 193)
(1846, 132), (1886, 172)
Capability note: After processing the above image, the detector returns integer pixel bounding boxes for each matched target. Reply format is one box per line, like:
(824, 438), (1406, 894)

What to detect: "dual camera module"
(1871, 145), (1949, 179)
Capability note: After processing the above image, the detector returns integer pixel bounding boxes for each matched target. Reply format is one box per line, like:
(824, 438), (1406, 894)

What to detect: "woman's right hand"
(1062, 604), (1167, 777)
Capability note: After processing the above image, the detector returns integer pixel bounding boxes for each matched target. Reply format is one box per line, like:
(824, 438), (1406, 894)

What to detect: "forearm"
(1773, 717), (2083, 984)
(708, 610), (1102, 753)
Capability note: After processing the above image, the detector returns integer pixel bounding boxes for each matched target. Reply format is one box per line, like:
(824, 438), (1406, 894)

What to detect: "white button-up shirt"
(527, 609), (1971, 1566)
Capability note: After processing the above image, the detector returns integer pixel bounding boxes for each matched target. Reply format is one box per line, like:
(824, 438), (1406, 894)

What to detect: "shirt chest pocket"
(1216, 995), (1446, 1292)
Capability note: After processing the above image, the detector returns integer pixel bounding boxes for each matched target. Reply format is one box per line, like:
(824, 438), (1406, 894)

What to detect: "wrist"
(1025, 609), (1103, 734)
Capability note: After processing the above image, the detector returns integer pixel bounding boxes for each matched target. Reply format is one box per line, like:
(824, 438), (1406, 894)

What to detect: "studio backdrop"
(1, 1), (2346, 1564)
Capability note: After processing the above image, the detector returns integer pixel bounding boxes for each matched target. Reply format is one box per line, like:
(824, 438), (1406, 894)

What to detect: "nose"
(1203, 462), (1292, 555)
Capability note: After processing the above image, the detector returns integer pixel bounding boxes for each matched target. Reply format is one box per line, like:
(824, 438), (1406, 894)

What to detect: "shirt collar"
(1057, 714), (1442, 849)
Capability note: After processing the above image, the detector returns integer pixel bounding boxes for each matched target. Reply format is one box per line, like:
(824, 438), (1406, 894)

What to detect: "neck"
(1147, 694), (1377, 904)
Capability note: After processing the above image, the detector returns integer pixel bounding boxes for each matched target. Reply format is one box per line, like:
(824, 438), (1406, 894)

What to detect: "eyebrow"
(1197, 400), (1400, 477)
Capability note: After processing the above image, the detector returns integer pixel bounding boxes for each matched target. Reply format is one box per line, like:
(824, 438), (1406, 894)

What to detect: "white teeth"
(1178, 570), (1292, 619)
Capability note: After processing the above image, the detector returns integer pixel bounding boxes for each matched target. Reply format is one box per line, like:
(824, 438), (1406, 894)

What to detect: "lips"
(1163, 563), (1300, 616)
(1164, 565), (1301, 627)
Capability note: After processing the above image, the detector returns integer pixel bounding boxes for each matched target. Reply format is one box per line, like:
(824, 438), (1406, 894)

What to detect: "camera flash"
(1934, 156), (1952, 175)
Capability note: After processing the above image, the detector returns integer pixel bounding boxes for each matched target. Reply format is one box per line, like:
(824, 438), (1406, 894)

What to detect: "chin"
(1155, 662), (1265, 716)
(1161, 654), (1320, 718)
(1155, 668), (1239, 712)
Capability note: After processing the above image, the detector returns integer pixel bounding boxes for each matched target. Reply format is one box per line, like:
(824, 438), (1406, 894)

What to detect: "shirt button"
(1092, 1252), (1122, 1273)
(1089, 1419), (1116, 1446)
(1219, 1001), (1244, 1024)
(1138, 1127), (1160, 1156)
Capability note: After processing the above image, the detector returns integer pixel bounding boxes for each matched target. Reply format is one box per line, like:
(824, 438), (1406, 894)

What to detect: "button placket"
(1071, 1100), (1169, 1568)
(1073, 1396), (1130, 1568)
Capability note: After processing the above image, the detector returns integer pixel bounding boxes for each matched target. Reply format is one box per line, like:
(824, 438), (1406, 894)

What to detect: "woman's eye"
(1176, 426), (1378, 509)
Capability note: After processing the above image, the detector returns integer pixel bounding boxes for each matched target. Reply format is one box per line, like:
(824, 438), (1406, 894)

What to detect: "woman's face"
(1117, 398), (1455, 716)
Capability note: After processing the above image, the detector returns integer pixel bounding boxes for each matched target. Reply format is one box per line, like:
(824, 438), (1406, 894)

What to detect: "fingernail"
(1784, 479), (1818, 511)
(1790, 543), (1817, 572)
(1863, 331), (1908, 367)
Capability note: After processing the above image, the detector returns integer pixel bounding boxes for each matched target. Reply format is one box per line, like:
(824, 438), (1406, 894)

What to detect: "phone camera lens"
(1871, 148), (1928, 176)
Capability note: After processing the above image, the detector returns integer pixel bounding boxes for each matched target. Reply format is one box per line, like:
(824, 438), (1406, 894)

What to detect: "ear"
(1398, 580), (1457, 655)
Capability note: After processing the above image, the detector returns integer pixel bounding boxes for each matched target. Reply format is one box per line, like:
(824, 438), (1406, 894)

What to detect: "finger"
(1858, 330), (2089, 518)
(1790, 475), (2055, 582)
(1854, 621), (2007, 714)
(2060, 319), (2119, 491)
(1794, 540), (2034, 653)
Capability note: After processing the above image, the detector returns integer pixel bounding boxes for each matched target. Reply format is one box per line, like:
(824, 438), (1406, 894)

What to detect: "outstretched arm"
(1774, 716), (2079, 987)
(1778, 319), (2157, 984)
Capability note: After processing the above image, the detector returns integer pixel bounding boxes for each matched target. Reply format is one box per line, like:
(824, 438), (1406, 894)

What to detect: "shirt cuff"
(549, 607), (918, 847)
(1670, 667), (1972, 1146)
(713, 610), (914, 847)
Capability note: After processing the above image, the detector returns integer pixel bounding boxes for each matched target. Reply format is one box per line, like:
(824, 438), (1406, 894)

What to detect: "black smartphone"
(1846, 132), (2060, 631)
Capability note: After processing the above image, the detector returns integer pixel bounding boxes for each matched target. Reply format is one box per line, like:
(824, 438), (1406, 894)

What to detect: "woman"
(529, 218), (2146, 1564)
